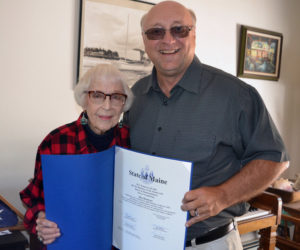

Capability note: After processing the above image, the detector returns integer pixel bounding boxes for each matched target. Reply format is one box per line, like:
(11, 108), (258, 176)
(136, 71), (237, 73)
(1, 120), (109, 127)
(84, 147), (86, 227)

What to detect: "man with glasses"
(124, 1), (289, 249)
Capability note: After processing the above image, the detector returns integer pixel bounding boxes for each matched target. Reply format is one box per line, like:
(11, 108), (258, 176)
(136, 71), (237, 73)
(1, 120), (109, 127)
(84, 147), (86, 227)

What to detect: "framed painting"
(237, 25), (283, 81)
(78, 0), (154, 86)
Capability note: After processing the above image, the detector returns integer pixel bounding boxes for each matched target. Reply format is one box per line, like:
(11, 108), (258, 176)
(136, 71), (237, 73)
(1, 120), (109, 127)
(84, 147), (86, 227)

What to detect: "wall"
(0, 0), (300, 217)
(0, 0), (81, 213)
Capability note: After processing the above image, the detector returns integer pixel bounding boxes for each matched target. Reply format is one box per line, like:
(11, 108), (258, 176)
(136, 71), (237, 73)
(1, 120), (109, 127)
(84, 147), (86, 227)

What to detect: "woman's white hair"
(74, 63), (134, 112)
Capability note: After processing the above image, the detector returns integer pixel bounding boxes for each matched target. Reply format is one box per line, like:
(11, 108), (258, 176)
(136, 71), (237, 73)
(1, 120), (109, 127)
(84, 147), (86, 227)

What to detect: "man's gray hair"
(188, 9), (197, 25)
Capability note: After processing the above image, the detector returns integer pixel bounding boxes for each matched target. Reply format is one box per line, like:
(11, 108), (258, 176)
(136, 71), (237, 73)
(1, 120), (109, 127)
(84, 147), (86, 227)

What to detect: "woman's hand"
(36, 211), (61, 245)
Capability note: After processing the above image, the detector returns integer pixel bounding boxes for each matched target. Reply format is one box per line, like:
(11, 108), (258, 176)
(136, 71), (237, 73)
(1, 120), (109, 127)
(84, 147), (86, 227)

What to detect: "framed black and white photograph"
(78, 0), (154, 86)
(237, 25), (283, 81)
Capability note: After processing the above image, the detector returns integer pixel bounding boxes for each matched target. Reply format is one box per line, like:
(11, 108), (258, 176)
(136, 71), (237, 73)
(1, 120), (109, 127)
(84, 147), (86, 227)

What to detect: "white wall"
(0, 0), (81, 213)
(1, 0), (300, 217)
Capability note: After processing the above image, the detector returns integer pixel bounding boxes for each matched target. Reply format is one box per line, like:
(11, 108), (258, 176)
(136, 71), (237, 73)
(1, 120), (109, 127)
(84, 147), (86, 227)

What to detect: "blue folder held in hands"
(42, 146), (115, 250)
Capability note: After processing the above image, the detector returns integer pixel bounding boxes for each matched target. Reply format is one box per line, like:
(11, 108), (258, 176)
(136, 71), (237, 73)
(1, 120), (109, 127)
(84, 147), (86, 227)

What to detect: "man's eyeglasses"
(144, 25), (193, 40)
(86, 91), (127, 106)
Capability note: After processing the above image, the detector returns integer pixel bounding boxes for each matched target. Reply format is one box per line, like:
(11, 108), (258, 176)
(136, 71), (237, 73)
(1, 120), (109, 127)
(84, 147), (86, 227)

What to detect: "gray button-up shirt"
(124, 56), (288, 240)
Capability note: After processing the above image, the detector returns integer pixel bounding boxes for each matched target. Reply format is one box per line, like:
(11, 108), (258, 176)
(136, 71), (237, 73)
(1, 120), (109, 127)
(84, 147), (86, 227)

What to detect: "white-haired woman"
(20, 64), (133, 249)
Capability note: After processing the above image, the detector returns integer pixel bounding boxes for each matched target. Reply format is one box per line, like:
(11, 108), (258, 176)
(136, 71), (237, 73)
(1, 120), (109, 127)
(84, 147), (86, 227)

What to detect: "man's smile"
(159, 48), (180, 54)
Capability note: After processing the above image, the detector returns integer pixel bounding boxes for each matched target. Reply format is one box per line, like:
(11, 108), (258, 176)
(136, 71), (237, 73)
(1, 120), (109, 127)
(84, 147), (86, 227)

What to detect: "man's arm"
(181, 159), (289, 227)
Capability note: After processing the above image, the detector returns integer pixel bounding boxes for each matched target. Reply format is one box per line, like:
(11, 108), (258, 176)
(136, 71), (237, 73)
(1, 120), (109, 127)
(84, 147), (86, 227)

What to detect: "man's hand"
(181, 186), (226, 227)
(36, 211), (61, 245)
(181, 160), (288, 228)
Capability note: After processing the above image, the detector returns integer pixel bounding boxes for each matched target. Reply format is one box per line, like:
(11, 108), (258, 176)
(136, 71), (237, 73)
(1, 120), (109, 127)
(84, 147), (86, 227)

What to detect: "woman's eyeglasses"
(144, 25), (193, 40)
(86, 91), (127, 106)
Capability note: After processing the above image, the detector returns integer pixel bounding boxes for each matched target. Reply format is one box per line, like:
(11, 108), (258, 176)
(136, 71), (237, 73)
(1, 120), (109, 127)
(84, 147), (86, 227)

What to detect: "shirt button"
(158, 127), (162, 131)
(163, 97), (168, 105)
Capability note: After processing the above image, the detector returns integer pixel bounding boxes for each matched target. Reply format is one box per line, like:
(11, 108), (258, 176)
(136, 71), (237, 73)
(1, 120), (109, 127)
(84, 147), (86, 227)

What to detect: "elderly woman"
(20, 64), (133, 248)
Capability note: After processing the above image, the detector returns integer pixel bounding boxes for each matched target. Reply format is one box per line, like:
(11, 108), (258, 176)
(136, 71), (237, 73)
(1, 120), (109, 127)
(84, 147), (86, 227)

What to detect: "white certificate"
(113, 146), (192, 250)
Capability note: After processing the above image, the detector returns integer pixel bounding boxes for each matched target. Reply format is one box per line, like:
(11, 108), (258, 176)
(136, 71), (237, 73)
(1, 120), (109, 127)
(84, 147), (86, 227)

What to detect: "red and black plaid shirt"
(20, 113), (129, 237)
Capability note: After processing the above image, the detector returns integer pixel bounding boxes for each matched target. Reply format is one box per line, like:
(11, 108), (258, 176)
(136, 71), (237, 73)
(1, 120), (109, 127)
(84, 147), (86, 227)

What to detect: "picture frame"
(77, 0), (154, 87)
(237, 25), (283, 81)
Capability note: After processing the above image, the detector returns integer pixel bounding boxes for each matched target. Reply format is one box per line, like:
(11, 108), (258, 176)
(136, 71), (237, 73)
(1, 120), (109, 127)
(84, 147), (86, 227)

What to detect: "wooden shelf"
(237, 191), (282, 250)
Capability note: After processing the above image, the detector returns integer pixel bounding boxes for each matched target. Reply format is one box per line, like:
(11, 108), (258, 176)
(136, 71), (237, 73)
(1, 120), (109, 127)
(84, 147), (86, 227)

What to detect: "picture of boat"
(79, 0), (153, 87)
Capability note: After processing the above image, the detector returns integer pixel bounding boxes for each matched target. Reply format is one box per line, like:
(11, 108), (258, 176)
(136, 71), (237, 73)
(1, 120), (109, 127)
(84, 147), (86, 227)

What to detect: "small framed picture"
(237, 25), (283, 81)
(77, 0), (154, 86)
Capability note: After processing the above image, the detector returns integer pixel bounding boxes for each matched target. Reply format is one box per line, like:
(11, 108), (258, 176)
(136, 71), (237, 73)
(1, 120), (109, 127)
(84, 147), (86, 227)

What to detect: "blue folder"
(42, 146), (115, 250)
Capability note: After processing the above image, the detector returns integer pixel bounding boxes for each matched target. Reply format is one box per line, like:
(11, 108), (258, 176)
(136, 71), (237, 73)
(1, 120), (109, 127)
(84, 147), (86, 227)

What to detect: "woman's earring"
(80, 112), (88, 125)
